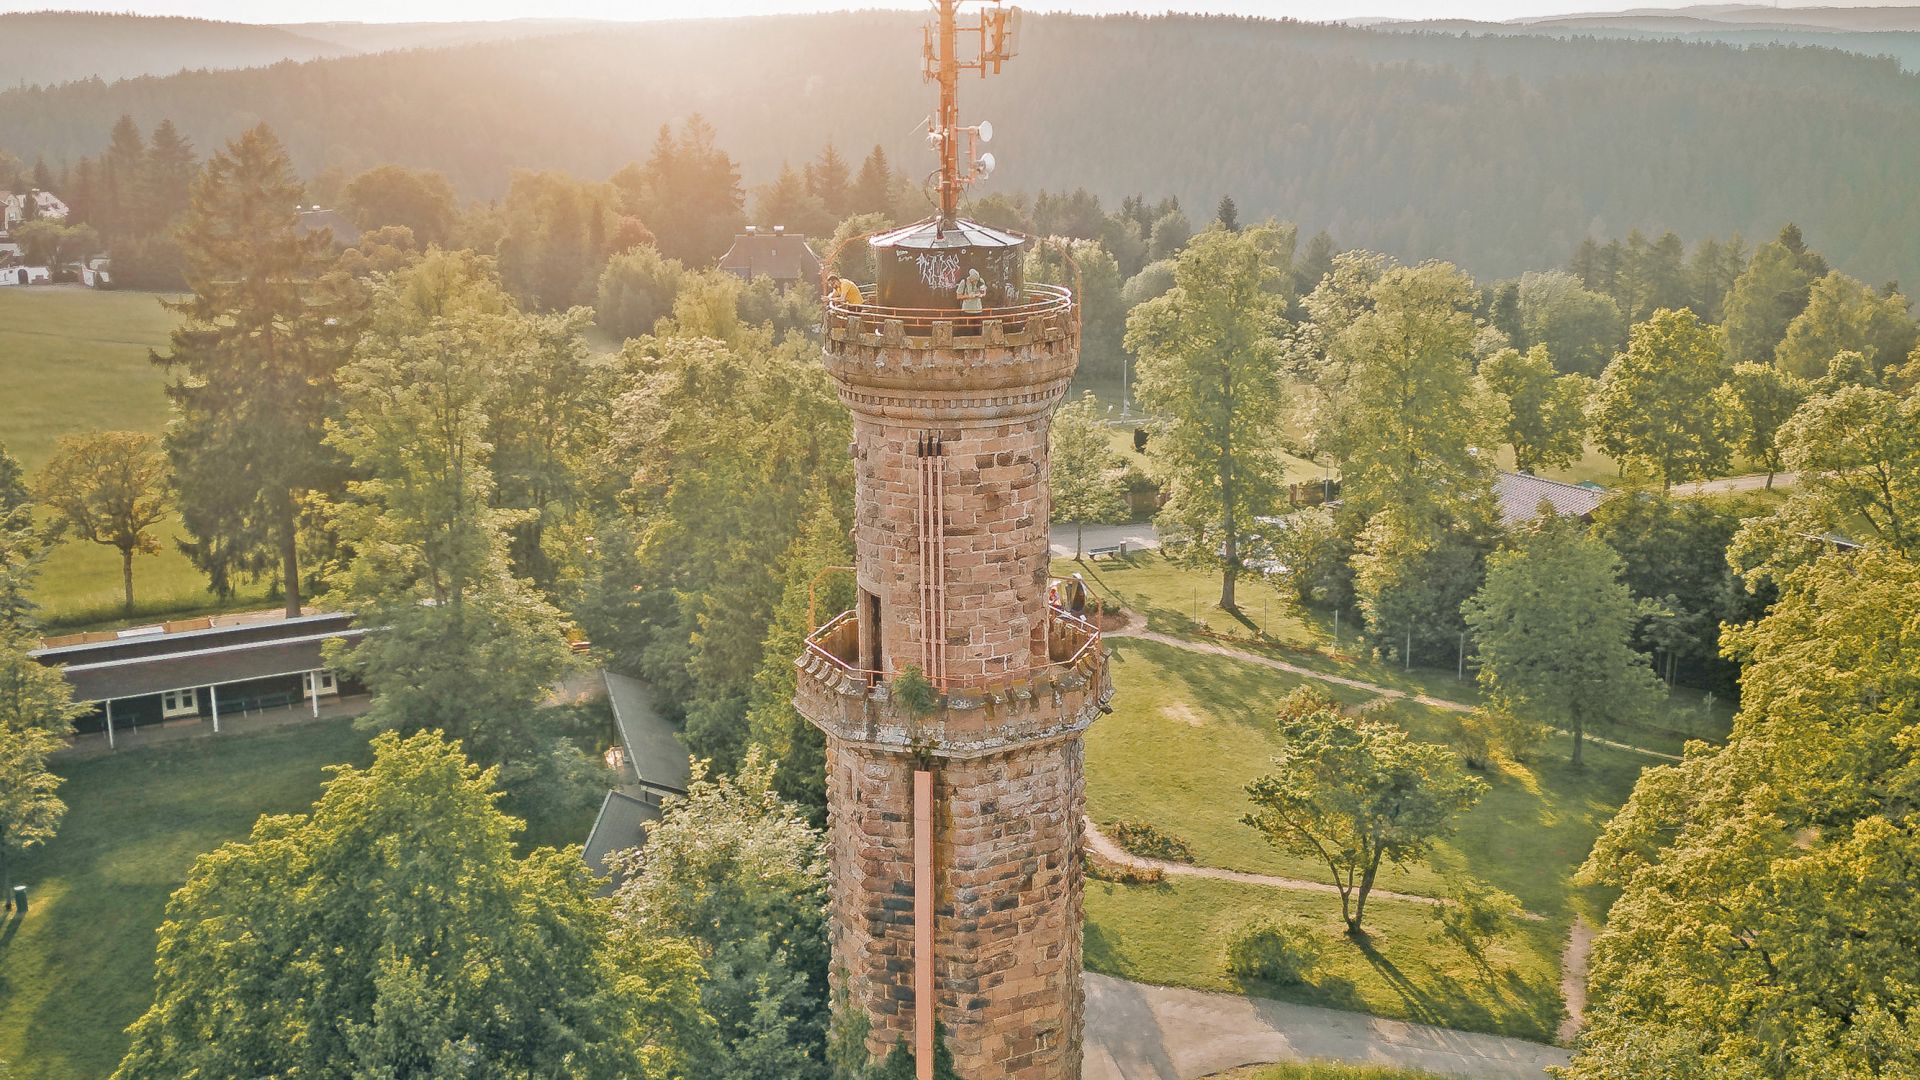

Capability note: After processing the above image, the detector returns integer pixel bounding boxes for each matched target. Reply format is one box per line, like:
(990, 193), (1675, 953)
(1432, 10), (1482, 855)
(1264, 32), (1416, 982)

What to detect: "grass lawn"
(1068, 550), (1735, 751)
(1061, 552), (1485, 707)
(1086, 876), (1566, 1044)
(1081, 636), (1652, 1044)
(0, 288), (179, 471)
(0, 718), (602, 1078)
(0, 288), (266, 630)
(1089, 638), (1635, 921)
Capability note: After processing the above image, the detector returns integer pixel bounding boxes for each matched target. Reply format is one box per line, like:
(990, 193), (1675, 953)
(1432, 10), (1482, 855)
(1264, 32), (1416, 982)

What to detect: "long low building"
(32, 611), (364, 747)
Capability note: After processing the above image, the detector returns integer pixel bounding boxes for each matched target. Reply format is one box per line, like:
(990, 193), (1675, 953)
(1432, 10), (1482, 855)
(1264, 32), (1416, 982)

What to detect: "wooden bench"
(1086, 543), (1127, 560)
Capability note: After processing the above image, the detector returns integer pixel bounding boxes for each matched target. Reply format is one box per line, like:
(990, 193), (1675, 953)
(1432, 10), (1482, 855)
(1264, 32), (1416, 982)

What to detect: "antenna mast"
(924, 0), (1017, 225)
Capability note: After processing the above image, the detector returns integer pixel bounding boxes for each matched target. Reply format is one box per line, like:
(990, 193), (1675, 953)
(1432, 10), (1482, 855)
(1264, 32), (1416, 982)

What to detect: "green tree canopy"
(1720, 361), (1810, 487)
(1463, 514), (1664, 766)
(1721, 224), (1828, 365)
(341, 163), (459, 247)
(116, 730), (706, 1079)
(1566, 547), (1920, 1077)
(1729, 386), (1920, 587)
(1479, 344), (1590, 473)
(1773, 270), (1918, 380)
(1048, 391), (1129, 559)
(611, 752), (830, 1080)
(1516, 270), (1626, 377)
(1244, 708), (1486, 933)
(744, 496), (852, 823)
(613, 115), (745, 265)
(155, 122), (360, 614)
(32, 430), (171, 615)
(608, 332), (849, 766)
(325, 252), (577, 767)
(1126, 225), (1292, 609)
(1591, 308), (1735, 490)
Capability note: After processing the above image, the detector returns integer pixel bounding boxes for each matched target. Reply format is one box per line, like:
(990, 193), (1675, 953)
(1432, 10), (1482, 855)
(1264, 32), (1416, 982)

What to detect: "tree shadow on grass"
(1350, 932), (1560, 1043)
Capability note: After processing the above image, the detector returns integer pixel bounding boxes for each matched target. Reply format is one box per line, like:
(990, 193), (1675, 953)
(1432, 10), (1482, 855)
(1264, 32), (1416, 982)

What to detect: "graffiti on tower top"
(916, 252), (962, 292)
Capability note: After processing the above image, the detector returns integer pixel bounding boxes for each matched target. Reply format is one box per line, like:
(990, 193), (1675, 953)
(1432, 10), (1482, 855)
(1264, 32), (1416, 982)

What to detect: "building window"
(161, 688), (199, 718)
(306, 670), (338, 698)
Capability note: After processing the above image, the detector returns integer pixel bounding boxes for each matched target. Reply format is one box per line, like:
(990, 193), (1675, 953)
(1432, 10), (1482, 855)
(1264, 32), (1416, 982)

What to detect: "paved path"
(1108, 616), (1680, 763)
(1674, 471), (1795, 496)
(1052, 522), (1161, 559)
(1084, 973), (1570, 1079)
(1084, 817), (1446, 909)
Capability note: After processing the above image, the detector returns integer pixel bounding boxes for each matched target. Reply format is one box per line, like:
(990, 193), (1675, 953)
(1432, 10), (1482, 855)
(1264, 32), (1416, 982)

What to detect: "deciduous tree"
(1566, 548), (1920, 1078)
(33, 430), (170, 615)
(1773, 271), (1917, 380)
(596, 245), (688, 342)
(611, 752), (830, 1080)
(340, 163), (458, 247)
(325, 253), (577, 767)
(1244, 708), (1485, 934)
(1126, 226), (1292, 609)
(745, 497), (852, 823)
(1479, 344), (1590, 473)
(116, 730), (702, 1079)
(1463, 514), (1663, 766)
(1591, 308), (1734, 490)
(1516, 270), (1625, 377)
(1049, 392), (1129, 559)
(1720, 362), (1809, 487)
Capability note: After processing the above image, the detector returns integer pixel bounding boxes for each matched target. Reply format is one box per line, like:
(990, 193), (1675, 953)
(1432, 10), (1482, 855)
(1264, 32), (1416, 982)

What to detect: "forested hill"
(0, 13), (353, 87)
(9, 11), (1920, 282)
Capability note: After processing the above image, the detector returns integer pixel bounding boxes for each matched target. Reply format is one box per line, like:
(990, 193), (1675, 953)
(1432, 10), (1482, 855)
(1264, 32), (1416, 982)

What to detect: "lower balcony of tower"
(793, 604), (1111, 758)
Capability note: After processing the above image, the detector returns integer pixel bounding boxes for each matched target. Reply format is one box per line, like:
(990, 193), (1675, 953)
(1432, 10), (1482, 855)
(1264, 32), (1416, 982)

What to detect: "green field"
(0, 288), (280, 630)
(0, 718), (602, 1078)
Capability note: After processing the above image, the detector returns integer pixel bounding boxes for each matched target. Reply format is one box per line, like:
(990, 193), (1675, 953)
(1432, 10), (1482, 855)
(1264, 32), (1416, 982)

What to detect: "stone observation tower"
(792, 2), (1111, 1077)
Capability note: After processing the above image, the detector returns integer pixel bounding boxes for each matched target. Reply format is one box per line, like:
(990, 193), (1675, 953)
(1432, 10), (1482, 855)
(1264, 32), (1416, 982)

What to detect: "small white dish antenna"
(977, 120), (993, 143)
(978, 152), (996, 179)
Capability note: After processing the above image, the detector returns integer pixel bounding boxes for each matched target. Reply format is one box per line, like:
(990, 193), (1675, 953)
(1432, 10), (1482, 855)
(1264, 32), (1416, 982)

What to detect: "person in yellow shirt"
(827, 274), (864, 307)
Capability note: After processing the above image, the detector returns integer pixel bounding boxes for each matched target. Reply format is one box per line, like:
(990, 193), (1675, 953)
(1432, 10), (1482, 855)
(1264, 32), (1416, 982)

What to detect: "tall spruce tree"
(154, 123), (359, 614)
(140, 118), (197, 227)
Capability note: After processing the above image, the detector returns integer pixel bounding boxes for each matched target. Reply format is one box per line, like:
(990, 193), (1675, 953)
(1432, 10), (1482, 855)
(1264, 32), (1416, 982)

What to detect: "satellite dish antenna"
(979, 152), (996, 179)
(977, 120), (993, 143)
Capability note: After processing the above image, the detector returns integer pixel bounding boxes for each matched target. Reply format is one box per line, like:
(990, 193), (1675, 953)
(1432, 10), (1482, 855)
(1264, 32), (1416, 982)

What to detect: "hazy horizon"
(0, 0), (1903, 27)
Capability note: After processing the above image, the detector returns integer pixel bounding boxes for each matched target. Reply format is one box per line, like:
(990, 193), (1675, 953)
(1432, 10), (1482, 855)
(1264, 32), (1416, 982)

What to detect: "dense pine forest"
(8, 12), (1920, 281)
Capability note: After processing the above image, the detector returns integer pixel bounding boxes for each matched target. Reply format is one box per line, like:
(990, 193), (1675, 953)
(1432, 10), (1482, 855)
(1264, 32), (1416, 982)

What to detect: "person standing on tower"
(956, 268), (987, 313)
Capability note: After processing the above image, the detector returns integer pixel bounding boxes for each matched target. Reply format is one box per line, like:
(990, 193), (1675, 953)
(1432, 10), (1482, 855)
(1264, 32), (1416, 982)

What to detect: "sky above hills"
(0, 1), (1902, 26)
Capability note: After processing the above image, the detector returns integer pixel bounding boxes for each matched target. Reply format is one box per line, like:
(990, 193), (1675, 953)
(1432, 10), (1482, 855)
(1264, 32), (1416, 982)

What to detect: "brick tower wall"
(802, 303), (1101, 1080)
(825, 735), (1086, 1078)
(852, 413), (1053, 686)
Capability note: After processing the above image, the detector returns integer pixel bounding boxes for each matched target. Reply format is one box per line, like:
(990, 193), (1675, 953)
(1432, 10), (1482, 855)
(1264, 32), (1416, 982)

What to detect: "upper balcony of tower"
(824, 217), (1076, 353)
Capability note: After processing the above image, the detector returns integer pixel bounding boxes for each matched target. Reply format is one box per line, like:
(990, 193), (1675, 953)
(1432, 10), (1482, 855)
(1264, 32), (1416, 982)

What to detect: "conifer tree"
(745, 497), (852, 823)
(154, 123), (360, 614)
(140, 118), (197, 226)
(849, 145), (893, 217)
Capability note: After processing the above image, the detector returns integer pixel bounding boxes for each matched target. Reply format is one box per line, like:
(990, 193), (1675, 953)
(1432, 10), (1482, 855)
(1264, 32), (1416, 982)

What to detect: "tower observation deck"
(793, 2), (1109, 1077)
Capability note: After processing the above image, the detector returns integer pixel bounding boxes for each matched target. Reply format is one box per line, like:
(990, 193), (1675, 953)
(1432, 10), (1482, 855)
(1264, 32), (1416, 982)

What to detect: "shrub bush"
(1226, 920), (1320, 985)
(1106, 819), (1195, 863)
(1432, 876), (1522, 963)
(1276, 684), (1343, 723)
(1087, 851), (1164, 884)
